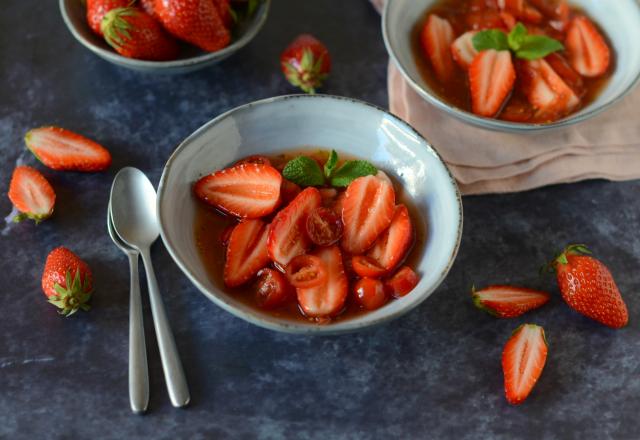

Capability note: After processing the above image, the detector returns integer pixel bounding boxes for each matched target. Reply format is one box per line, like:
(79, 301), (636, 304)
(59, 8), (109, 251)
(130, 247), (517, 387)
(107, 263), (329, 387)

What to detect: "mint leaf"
(507, 23), (528, 51)
(324, 150), (338, 178)
(329, 160), (377, 187)
(282, 156), (325, 187)
(515, 35), (564, 60)
(472, 29), (509, 52)
(248, 0), (260, 15)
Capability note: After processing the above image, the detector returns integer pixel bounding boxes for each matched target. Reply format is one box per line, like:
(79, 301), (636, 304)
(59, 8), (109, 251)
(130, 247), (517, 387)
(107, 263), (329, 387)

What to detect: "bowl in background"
(382, 0), (640, 132)
(60, 0), (270, 74)
(157, 94), (463, 334)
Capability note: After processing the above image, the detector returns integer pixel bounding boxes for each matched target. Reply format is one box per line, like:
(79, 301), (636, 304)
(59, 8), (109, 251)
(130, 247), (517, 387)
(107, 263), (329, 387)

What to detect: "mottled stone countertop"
(1, 1), (639, 439)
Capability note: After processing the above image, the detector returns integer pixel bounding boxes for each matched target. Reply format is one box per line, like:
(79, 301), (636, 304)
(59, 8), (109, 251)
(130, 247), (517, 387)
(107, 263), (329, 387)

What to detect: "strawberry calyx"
(471, 284), (500, 317)
(13, 212), (50, 224)
(542, 243), (591, 273)
(283, 49), (328, 94)
(101, 7), (138, 51)
(47, 268), (92, 317)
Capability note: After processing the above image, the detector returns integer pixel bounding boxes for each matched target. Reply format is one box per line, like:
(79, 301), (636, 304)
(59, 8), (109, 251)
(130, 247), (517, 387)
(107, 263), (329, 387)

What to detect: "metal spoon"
(107, 205), (149, 414)
(110, 167), (190, 408)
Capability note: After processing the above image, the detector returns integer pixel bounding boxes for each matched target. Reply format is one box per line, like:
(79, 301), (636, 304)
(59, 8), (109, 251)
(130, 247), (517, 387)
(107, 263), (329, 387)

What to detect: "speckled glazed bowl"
(157, 94), (463, 334)
(59, 0), (270, 74)
(383, 0), (640, 132)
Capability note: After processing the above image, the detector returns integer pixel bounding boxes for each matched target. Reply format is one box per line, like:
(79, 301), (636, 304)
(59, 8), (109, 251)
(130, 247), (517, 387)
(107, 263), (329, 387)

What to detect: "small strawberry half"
(366, 204), (414, 272)
(224, 219), (270, 287)
(469, 49), (516, 117)
(421, 14), (455, 81)
(102, 7), (179, 61)
(8, 166), (56, 223)
(565, 16), (611, 78)
(42, 247), (93, 316)
(194, 163), (282, 219)
(25, 127), (112, 172)
(280, 34), (331, 94)
(268, 187), (322, 267)
(341, 175), (395, 255)
(451, 31), (478, 70)
(502, 324), (548, 405)
(547, 244), (628, 328)
(86, 0), (129, 36)
(297, 245), (348, 318)
(472, 285), (550, 318)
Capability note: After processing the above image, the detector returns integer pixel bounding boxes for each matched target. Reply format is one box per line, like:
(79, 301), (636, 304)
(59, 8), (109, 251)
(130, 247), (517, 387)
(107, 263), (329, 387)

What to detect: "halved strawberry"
(545, 52), (584, 95)
(529, 0), (569, 31)
(502, 324), (548, 405)
(194, 163), (282, 219)
(451, 31), (478, 69)
(469, 49), (516, 117)
(472, 285), (550, 318)
(297, 245), (348, 318)
(466, 9), (506, 30)
(268, 187), (321, 267)
(421, 15), (455, 81)
(224, 219), (270, 287)
(25, 127), (112, 172)
(565, 16), (610, 78)
(519, 59), (580, 119)
(497, 0), (542, 23)
(8, 166), (56, 223)
(341, 175), (395, 255)
(367, 205), (414, 272)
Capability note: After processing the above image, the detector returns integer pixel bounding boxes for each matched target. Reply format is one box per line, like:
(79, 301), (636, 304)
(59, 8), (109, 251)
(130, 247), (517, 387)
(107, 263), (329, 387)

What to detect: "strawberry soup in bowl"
(157, 95), (462, 334)
(383, 0), (640, 132)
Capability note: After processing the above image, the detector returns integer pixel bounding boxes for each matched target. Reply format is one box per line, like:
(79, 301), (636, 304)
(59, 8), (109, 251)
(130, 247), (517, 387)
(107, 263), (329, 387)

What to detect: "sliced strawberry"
(519, 59), (580, 119)
(341, 175), (395, 255)
(421, 15), (455, 81)
(497, 0), (542, 23)
(224, 219), (270, 287)
(502, 324), (548, 405)
(500, 11), (517, 30)
(545, 52), (584, 95)
(469, 49), (516, 117)
(565, 16), (611, 78)
(268, 187), (321, 267)
(384, 266), (419, 298)
(194, 163), (282, 219)
(297, 245), (348, 318)
(451, 31), (478, 69)
(25, 127), (111, 172)
(8, 166), (56, 223)
(366, 205), (414, 272)
(472, 285), (550, 318)
(470, 0), (499, 11)
(466, 9), (506, 30)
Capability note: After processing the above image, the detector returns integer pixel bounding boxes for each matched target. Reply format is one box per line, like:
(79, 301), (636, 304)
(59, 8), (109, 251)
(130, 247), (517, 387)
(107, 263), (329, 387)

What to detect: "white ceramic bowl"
(60, 0), (270, 74)
(383, 0), (640, 132)
(157, 94), (463, 334)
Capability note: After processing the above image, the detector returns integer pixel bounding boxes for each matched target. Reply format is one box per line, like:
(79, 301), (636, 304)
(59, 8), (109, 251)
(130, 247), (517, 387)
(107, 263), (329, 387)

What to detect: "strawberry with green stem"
(280, 34), (331, 94)
(42, 247), (93, 316)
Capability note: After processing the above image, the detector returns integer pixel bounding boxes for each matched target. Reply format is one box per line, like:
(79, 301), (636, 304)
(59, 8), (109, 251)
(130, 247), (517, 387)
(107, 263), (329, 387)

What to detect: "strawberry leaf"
(324, 150), (339, 178)
(282, 156), (325, 187)
(329, 161), (377, 187)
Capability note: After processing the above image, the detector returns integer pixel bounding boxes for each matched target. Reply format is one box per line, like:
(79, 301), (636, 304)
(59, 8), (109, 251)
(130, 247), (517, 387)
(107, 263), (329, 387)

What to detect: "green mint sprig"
(282, 150), (377, 188)
(472, 23), (564, 60)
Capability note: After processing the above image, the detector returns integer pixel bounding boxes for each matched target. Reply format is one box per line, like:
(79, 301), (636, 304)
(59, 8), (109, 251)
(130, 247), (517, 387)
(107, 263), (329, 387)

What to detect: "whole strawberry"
(139, 0), (157, 18)
(86, 0), (130, 36)
(154, 0), (231, 52)
(42, 247), (93, 316)
(547, 244), (628, 328)
(102, 7), (179, 61)
(280, 34), (331, 94)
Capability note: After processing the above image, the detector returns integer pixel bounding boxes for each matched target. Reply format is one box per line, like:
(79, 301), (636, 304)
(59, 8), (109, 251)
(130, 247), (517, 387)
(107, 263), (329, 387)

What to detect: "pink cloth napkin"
(370, 0), (640, 195)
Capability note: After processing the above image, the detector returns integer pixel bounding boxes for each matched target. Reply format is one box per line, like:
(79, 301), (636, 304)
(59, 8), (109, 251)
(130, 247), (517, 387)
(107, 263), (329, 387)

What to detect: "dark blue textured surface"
(1, 1), (639, 439)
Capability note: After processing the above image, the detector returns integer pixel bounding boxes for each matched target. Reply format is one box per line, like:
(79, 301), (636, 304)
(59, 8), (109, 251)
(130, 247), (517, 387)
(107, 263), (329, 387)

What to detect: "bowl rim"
(382, 0), (640, 133)
(59, 0), (271, 69)
(156, 94), (464, 335)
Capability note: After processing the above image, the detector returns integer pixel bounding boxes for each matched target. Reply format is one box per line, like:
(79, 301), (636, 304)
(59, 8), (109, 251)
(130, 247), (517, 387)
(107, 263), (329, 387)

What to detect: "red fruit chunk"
(502, 324), (548, 405)
(367, 205), (414, 272)
(255, 268), (292, 309)
(8, 166), (56, 223)
(385, 266), (419, 298)
(285, 254), (328, 289)
(306, 207), (343, 246)
(519, 59), (580, 120)
(280, 34), (331, 94)
(451, 31), (478, 70)
(341, 175), (395, 255)
(268, 187), (322, 266)
(224, 219), (270, 287)
(472, 285), (550, 318)
(213, 0), (233, 28)
(466, 9), (506, 30)
(469, 49), (516, 117)
(545, 53), (584, 96)
(42, 247), (93, 316)
(280, 179), (302, 206)
(565, 16), (611, 77)
(351, 255), (387, 278)
(194, 163), (282, 219)
(354, 278), (388, 311)
(297, 246), (348, 318)
(421, 15), (455, 80)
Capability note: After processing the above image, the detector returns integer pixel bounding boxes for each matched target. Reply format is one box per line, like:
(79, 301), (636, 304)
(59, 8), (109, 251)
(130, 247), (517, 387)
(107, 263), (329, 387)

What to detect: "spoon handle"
(128, 252), (149, 414)
(139, 248), (190, 408)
